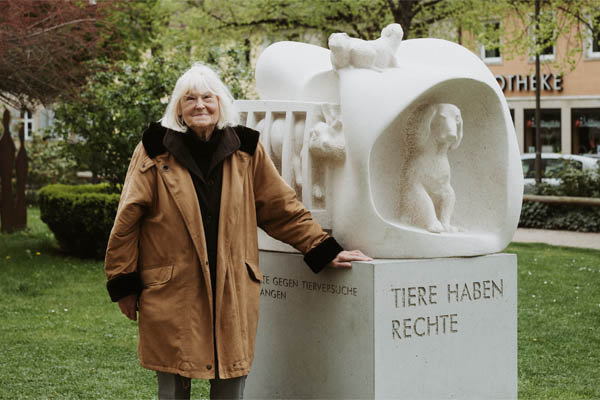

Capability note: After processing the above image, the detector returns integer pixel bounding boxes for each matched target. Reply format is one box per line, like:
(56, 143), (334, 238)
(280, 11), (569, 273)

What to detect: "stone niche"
(237, 33), (523, 258)
(245, 251), (517, 400)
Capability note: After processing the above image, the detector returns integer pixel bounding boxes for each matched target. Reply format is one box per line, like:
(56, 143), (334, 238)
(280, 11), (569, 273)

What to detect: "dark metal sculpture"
(0, 109), (28, 233)
(15, 124), (28, 230)
(0, 109), (16, 233)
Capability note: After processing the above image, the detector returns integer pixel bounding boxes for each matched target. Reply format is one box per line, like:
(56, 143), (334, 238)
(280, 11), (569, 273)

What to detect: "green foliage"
(519, 162), (600, 232)
(205, 46), (256, 99)
(27, 136), (78, 189)
(51, 56), (191, 185)
(38, 184), (120, 258)
(153, 0), (600, 86)
(520, 202), (600, 232)
(537, 160), (600, 198)
(453, 0), (600, 73)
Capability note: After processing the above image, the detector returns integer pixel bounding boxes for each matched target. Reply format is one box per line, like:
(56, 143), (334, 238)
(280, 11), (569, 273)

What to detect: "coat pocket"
(245, 261), (263, 283)
(140, 264), (174, 287)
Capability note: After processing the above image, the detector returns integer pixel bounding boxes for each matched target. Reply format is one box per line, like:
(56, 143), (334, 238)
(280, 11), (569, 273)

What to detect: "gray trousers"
(157, 371), (247, 400)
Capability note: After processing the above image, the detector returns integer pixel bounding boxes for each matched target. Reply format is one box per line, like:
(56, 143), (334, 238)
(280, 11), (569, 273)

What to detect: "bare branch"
(6, 18), (97, 42)
(556, 5), (594, 31)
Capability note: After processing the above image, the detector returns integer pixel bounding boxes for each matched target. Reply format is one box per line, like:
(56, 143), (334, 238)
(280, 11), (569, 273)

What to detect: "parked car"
(520, 153), (599, 193)
(582, 153), (600, 161)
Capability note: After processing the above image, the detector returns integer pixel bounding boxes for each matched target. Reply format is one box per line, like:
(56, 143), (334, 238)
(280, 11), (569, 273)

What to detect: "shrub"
(51, 56), (191, 185)
(519, 161), (600, 232)
(27, 136), (79, 189)
(519, 202), (600, 232)
(537, 159), (600, 198)
(38, 184), (120, 258)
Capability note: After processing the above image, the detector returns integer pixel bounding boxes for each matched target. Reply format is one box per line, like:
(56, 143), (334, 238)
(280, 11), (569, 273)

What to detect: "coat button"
(206, 365), (212, 370)
(208, 179), (214, 186)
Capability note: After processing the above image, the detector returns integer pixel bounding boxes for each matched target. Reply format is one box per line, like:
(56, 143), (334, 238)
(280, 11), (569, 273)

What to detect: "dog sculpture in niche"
(329, 23), (404, 70)
(399, 103), (463, 233)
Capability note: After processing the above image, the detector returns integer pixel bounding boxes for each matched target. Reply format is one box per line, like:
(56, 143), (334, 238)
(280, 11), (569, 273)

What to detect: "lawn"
(1, 209), (599, 399)
(0, 208), (210, 399)
(506, 242), (600, 399)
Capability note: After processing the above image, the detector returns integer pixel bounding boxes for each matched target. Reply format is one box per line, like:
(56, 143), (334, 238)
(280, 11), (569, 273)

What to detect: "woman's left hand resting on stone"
(327, 250), (372, 268)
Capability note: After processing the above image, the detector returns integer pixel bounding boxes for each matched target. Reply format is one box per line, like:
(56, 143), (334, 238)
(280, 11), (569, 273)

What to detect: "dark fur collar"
(141, 122), (260, 159)
(141, 122), (168, 158)
(234, 125), (260, 156)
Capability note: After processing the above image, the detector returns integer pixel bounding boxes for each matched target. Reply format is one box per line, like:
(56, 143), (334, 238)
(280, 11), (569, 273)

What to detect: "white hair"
(161, 63), (239, 132)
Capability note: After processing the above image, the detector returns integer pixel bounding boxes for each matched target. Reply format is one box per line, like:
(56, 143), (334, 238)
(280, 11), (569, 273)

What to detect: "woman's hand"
(118, 294), (138, 321)
(327, 250), (372, 269)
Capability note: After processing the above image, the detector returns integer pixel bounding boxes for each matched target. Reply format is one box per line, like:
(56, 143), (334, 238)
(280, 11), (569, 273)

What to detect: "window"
(572, 108), (600, 154)
(524, 109), (561, 153)
(586, 14), (600, 59)
(480, 21), (502, 64)
(19, 109), (34, 140)
(39, 108), (56, 139)
(529, 12), (556, 62)
(545, 158), (582, 176)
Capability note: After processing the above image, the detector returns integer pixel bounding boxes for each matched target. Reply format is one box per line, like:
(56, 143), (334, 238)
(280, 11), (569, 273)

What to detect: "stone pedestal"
(245, 251), (517, 399)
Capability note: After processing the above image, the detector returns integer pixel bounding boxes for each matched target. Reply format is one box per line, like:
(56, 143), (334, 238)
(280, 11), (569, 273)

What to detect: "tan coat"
(104, 126), (335, 379)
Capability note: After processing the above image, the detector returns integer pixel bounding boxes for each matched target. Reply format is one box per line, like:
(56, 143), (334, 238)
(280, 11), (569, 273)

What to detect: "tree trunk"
(534, 0), (542, 184)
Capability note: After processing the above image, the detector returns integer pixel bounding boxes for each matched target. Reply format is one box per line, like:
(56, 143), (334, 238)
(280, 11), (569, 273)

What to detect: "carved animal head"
(420, 103), (463, 150)
(328, 32), (349, 50)
(381, 24), (404, 46)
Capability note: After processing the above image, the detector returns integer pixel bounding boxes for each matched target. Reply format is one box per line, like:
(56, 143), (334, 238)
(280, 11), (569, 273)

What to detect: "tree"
(152, 0), (464, 101)
(445, 0), (600, 71)
(50, 55), (192, 185)
(181, 0), (471, 40)
(0, 0), (163, 109)
(163, 0), (462, 55)
(451, 0), (600, 182)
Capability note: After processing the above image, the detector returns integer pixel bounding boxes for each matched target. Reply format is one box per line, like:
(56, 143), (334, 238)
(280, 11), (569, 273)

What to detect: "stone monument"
(236, 23), (522, 399)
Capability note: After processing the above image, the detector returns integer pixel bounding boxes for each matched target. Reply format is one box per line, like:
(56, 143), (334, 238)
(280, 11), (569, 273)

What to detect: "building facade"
(480, 18), (600, 156)
(0, 104), (55, 142)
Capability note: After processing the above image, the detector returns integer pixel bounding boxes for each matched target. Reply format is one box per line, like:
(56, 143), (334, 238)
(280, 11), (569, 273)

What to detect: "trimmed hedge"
(519, 201), (600, 232)
(38, 183), (120, 258)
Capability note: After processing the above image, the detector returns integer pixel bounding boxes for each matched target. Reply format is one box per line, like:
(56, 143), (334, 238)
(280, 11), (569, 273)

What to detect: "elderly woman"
(104, 63), (370, 399)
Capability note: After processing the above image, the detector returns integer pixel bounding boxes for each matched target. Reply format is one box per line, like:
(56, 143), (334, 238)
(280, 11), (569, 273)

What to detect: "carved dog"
(399, 103), (463, 233)
(328, 23), (404, 70)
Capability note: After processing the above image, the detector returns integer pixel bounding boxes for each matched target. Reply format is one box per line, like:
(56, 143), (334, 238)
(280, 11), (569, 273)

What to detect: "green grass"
(506, 242), (600, 399)
(1, 210), (599, 398)
(0, 208), (209, 399)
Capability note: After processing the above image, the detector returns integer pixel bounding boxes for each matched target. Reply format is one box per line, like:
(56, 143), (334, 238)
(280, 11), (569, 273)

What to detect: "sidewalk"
(512, 228), (600, 250)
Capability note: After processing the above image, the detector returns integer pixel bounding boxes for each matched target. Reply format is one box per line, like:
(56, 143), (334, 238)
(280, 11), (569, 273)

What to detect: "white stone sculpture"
(308, 103), (345, 208)
(254, 113), (306, 193)
(240, 23), (524, 258)
(329, 24), (404, 70)
(399, 103), (462, 233)
(309, 103), (345, 161)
